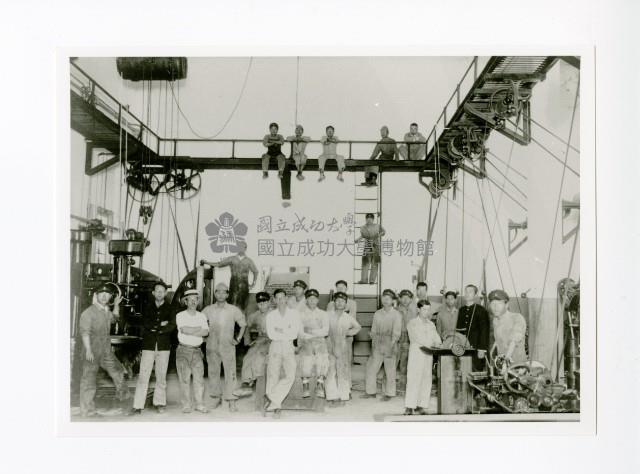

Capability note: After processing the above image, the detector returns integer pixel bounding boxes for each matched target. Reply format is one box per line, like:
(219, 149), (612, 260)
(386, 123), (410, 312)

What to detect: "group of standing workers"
(77, 269), (528, 419)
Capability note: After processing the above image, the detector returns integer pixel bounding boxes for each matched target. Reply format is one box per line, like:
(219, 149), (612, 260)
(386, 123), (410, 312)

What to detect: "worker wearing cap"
(202, 282), (247, 412)
(397, 289), (418, 390)
(362, 289), (402, 400)
(298, 288), (330, 398)
(292, 279), (308, 312)
(325, 280), (358, 363)
(436, 291), (459, 340)
(175, 289), (210, 413)
(325, 292), (361, 406)
(356, 213), (386, 284)
(265, 288), (302, 418)
(240, 291), (272, 389)
(457, 284), (490, 371)
(78, 284), (130, 417)
(488, 289), (528, 365)
(131, 281), (175, 415)
(404, 299), (442, 415)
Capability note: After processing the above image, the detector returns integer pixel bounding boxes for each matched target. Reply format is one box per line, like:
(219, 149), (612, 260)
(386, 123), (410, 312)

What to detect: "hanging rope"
(530, 117), (580, 153)
(295, 56), (300, 126)
(460, 170), (465, 292)
(168, 57), (253, 139)
(531, 78), (580, 364)
(474, 176), (506, 293)
(443, 187), (450, 290)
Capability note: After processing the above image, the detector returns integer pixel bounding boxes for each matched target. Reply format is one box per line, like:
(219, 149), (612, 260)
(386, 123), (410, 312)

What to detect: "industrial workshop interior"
(69, 56), (581, 422)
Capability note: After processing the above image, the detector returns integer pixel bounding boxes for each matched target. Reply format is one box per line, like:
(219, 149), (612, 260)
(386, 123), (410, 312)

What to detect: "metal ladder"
(351, 170), (382, 364)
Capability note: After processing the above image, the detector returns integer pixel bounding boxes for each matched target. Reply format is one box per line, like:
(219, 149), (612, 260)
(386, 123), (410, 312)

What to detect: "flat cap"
(94, 283), (115, 295)
(399, 289), (414, 298)
(333, 291), (348, 301)
(305, 288), (320, 298)
(382, 289), (396, 298)
(488, 289), (509, 302)
(182, 289), (199, 299)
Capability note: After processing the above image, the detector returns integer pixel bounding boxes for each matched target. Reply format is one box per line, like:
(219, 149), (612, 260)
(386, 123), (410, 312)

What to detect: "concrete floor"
(71, 364), (438, 422)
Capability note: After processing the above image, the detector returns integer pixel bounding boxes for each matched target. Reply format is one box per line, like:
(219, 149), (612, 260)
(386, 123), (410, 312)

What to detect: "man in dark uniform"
(131, 281), (175, 415)
(78, 284), (130, 417)
(456, 284), (490, 371)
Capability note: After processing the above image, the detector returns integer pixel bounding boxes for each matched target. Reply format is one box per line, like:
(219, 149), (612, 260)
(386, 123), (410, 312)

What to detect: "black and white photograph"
(67, 55), (583, 423)
(4, 1), (640, 472)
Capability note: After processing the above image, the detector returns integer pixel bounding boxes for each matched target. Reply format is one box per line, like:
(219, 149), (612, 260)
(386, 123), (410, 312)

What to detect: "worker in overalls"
(298, 288), (330, 398)
(396, 289), (418, 391)
(202, 283), (247, 412)
(436, 291), (459, 340)
(364, 125), (399, 186)
(240, 291), (272, 389)
(362, 289), (402, 400)
(488, 289), (528, 365)
(78, 284), (130, 417)
(325, 279), (358, 363)
(325, 292), (361, 407)
(202, 241), (258, 314)
(356, 213), (386, 284)
(404, 299), (442, 415)
(265, 288), (302, 418)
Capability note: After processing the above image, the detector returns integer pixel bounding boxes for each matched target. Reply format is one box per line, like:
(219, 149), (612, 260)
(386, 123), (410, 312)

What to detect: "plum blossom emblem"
(205, 212), (248, 253)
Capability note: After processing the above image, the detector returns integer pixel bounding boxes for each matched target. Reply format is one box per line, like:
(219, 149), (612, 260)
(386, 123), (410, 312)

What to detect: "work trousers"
(365, 348), (397, 397)
(318, 153), (345, 171)
(241, 338), (270, 383)
(133, 347), (170, 409)
(404, 344), (434, 409)
(397, 340), (410, 389)
(262, 153), (286, 172)
(361, 254), (380, 283)
(325, 351), (351, 401)
(176, 345), (205, 410)
(299, 338), (329, 379)
(398, 144), (426, 160)
(266, 340), (296, 409)
(79, 343), (129, 416)
(207, 346), (238, 400)
(229, 277), (249, 312)
(292, 152), (307, 168)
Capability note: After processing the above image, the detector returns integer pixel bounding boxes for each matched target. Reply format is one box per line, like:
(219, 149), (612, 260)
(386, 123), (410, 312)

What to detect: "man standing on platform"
(202, 283), (247, 412)
(265, 288), (302, 418)
(78, 285), (130, 417)
(356, 213), (386, 285)
(457, 284), (490, 371)
(131, 281), (175, 415)
(362, 289), (402, 401)
(201, 241), (258, 314)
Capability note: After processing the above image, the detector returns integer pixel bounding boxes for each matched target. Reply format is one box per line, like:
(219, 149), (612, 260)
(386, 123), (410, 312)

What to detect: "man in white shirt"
(398, 122), (427, 160)
(286, 124), (311, 181)
(202, 283), (247, 412)
(265, 288), (301, 418)
(298, 288), (330, 398)
(317, 125), (346, 182)
(175, 289), (210, 414)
